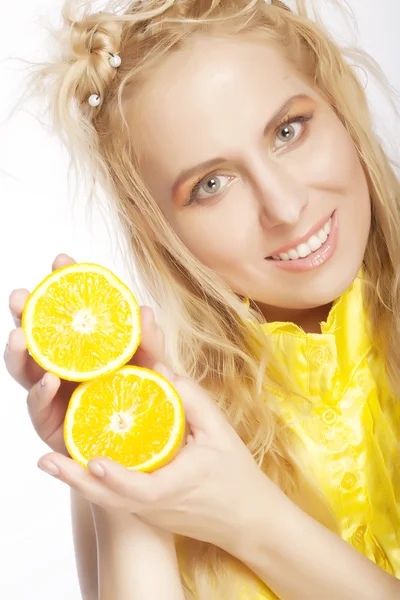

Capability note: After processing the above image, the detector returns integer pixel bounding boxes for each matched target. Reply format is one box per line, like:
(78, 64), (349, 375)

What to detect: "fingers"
(87, 442), (200, 508)
(9, 289), (30, 326)
(170, 375), (229, 438)
(8, 254), (75, 324)
(87, 458), (160, 504)
(27, 371), (71, 455)
(6, 253), (76, 387)
(140, 307), (166, 362)
(52, 253), (76, 271)
(4, 328), (43, 389)
(132, 306), (166, 369)
(26, 372), (61, 425)
(38, 453), (129, 510)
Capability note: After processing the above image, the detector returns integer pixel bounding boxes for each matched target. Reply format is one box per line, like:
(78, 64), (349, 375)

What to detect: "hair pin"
(87, 54), (122, 107)
(109, 53), (122, 68)
(88, 93), (101, 107)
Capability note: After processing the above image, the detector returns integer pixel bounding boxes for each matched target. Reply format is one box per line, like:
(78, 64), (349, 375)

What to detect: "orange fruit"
(64, 366), (186, 471)
(22, 263), (141, 382)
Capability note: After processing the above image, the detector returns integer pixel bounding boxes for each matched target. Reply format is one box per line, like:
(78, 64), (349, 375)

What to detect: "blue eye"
(274, 115), (312, 150)
(275, 121), (303, 146)
(187, 174), (233, 205)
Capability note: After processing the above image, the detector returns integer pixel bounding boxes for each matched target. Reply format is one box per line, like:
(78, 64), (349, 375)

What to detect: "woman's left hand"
(37, 366), (273, 554)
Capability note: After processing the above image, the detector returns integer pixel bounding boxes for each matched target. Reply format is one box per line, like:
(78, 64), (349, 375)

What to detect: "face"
(132, 35), (371, 314)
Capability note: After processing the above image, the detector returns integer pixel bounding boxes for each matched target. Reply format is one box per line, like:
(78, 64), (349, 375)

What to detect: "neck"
(257, 302), (333, 334)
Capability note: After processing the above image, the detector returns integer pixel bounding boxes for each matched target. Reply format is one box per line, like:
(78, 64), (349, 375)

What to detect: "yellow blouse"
(181, 275), (400, 598)
(251, 274), (400, 598)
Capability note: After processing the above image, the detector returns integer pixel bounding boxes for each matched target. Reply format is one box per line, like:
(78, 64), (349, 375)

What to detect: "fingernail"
(41, 374), (47, 387)
(38, 461), (60, 476)
(88, 462), (105, 477)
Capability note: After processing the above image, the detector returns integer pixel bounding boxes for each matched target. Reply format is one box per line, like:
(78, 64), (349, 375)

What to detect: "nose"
(251, 158), (308, 228)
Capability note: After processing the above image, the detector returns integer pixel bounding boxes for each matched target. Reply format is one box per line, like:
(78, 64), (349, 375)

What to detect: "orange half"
(22, 263), (141, 382)
(64, 366), (186, 471)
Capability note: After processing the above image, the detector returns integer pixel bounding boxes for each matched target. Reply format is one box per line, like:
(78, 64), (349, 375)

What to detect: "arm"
(232, 482), (400, 600)
(70, 489), (98, 600)
(70, 489), (185, 600)
(91, 504), (186, 600)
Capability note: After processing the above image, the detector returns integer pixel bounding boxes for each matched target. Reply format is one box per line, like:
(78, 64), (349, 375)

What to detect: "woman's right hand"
(5, 254), (78, 455)
(4, 253), (168, 457)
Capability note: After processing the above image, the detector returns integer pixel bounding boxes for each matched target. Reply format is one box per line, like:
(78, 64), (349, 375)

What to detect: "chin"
(251, 257), (364, 312)
(284, 260), (364, 310)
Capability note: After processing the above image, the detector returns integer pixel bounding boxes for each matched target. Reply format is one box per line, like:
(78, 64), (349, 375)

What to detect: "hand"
(5, 254), (78, 454)
(4, 253), (169, 456)
(36, 368), (276, 555)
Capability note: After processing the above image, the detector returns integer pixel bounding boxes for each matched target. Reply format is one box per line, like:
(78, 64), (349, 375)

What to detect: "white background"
(0, 1), (399, 598)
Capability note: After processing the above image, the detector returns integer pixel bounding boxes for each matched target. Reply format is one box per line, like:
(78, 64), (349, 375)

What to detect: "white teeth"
(308, 235), (322, 252)
(270, 217), (332, 262)
(296, 243), (312, 258)
(288, 249), (299, 260)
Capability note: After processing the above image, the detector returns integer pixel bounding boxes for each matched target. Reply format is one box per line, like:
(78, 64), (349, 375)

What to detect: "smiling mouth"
(266, 216), (332, 262)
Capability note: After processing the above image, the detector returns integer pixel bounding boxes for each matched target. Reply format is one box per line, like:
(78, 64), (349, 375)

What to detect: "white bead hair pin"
(88, 93), (101, 107)
(88, 54), (122, 107)
(109, 53), (122, 68)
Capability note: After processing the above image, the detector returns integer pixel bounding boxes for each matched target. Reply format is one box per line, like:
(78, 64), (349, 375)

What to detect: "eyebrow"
(172, 93), (310, 192)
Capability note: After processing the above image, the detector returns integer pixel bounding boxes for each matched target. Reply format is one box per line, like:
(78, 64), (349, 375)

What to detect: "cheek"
(309, 124), (371, 234)
(175, 193), (255, 271)
(304, 119), (365, 192)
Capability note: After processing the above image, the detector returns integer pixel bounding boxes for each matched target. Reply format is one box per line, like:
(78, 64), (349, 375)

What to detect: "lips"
(265, 210), (339, 273)
(266, 212), (334, 261)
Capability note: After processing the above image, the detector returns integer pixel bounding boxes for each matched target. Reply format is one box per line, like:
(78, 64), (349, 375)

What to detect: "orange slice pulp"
(64, 366), (186, 471)
(22, 263), (141, 382)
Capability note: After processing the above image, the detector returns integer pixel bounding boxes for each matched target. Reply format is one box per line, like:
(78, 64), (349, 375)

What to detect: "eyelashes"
(185, 112), (314, 206)
(189, 174), (234, 204)
(273, 113), (313, 150)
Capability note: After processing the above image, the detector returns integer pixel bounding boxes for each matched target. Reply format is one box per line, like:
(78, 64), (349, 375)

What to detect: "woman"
(5, 0), (400, 598)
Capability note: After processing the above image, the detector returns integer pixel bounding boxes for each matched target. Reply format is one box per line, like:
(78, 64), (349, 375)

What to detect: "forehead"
(130, 35), (314, 176)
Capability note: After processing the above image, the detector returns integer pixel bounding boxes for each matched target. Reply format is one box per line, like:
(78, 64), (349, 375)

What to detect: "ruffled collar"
(255, 274), (372, 400)
(265, 273), (363, 335)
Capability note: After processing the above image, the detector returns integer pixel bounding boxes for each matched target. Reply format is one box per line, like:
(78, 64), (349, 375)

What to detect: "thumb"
(130, 307), (166, 371)
(52, 253), (76, 271)
(154, 363), (229, 437)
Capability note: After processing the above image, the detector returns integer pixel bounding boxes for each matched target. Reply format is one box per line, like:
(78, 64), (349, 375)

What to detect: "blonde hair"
(24, 1), (400, 597)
